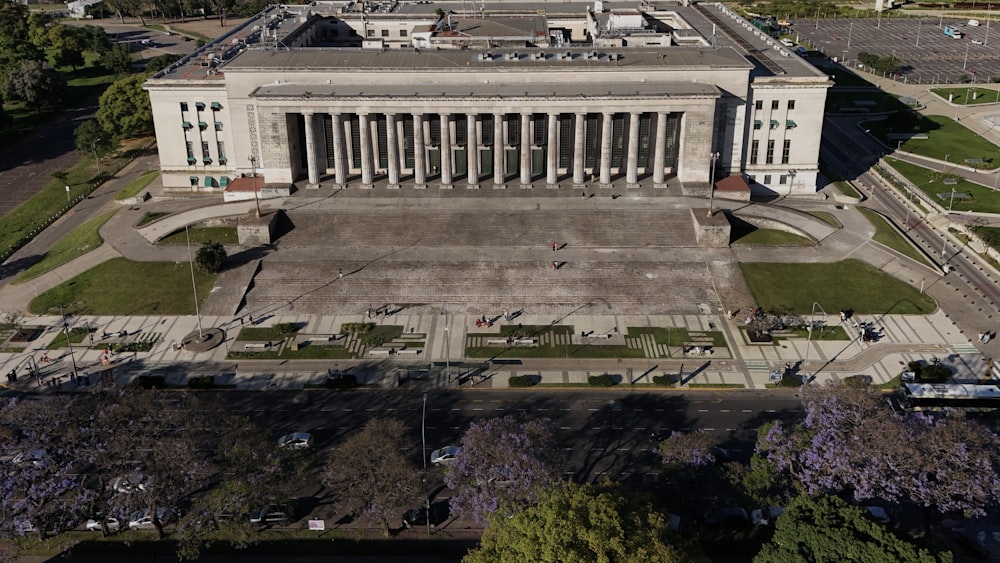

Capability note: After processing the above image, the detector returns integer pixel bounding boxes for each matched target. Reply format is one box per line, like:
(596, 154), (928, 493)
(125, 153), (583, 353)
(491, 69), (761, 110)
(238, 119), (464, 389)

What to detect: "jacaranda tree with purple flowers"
(754, 383), (1000, 527)
(444, 416), (562, 525)
(656, 429), (720, 471)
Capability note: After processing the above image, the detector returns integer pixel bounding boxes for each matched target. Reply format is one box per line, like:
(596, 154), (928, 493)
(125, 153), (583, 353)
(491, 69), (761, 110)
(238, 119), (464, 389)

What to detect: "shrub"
(187, 375), (214, 389)
(652, 374), (676, 386)
(273, 322), (298, 335)
(508, 375), (535, 388)
(132, 375), (165, 389)
(777, 374), (802, 388)
(111, 340), (155, 353)
(69, 325), (96, 337)
(341, 322), (374, 334)
(588, 374), (615, 387)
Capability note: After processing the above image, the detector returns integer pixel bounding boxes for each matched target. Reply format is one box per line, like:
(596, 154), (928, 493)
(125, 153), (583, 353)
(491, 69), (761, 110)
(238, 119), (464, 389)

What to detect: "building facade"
(144, 1), (830, 195)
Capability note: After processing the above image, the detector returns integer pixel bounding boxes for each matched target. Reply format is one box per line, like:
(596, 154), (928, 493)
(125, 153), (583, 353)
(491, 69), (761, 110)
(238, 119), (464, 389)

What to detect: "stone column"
(413, 113), (426, 189)
(599, 112), (613, 186)
(519, 113), (531, 188)
(466, 114), (479, 189)
(332, 113), (346, 188)
(493, 113), (505, 188)
(573, 112), (585, 186)
(440, 113), (453, 188)
(385, 114), (400, 189)
(546, 113), (559, 188)
(653, 112), (667, 187)
(626, 112), (640, 188)
(359, 113), (374, 188)
(303, 112), (320, 187)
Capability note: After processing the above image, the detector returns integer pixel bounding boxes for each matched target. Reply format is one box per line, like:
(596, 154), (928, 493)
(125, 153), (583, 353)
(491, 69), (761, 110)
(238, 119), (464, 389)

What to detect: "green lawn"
(29, 258), (218, 315)
(810, 211), (840, 226)
(856, 207), (933, 267)
(785, 325), (851, 340)
(115, 170), (159, 201)
(466, 325), (645, 359)
(15, 210), (117, 284)
(740, 259), (936, 315)
(868, 115), (1000, 170)
(136, 212), (172, 227)
(158, 227), (238, 245)
(884, 157), (1000, 214)
(930, 87), (1000, 105)
(234, 327), (291, 342)
(733, 228), (812, 246)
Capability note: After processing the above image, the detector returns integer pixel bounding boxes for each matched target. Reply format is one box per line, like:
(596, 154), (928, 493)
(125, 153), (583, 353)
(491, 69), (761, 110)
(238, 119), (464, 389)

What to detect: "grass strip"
(857, 207), (933, 267)
(15, 210), (117, 283)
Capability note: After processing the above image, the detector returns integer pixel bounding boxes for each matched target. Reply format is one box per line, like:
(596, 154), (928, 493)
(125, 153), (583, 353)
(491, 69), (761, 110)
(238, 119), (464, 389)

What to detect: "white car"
(85, 517), (121, 532)
(430, 446), (461, 465)
(112, 473), (149, 494)
(278, 432), (314, 449)
(127, 508), (172, 530)
(972, 39), (984, 45)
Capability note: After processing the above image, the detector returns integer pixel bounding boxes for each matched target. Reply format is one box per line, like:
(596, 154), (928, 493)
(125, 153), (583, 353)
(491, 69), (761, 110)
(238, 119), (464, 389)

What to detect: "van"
(969, 19), (981, 26)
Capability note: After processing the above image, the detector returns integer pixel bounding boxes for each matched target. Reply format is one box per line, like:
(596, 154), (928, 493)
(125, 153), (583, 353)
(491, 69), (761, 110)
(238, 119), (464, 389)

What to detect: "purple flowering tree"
(444, 416), (562, 525)
(755, 383), (1000, 526)
(656, 430), (720, 470)
(0, 396), (93, 541)
(323, 418), (421, 538)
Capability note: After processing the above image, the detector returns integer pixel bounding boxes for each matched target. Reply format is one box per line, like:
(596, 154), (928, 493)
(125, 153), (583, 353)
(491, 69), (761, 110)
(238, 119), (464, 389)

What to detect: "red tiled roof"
(225, 176), (263, 192)
(715, 175), (750, 193)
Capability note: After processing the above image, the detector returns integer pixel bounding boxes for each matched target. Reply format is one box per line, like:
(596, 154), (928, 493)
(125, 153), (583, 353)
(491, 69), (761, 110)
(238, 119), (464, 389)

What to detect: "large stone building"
(144, 1), (830, 196)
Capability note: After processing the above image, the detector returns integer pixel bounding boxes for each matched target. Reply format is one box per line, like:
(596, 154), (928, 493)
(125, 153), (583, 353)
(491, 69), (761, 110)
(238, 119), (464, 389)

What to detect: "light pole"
(185, 225), (204, 339)
(803, 301), (826, 370)
(58, 305), (78, 379)
(847, 22), (853, 48)
(92, 138), (102, 175)
(706, 151), (720, 218)
(916, 21), (921, 47)
(949, 186), (957, 211)
(248, 154), (262, 218)
(788, 169), (796, 193)
(64, 185), (71, 204)
(988, 4), (993, 45)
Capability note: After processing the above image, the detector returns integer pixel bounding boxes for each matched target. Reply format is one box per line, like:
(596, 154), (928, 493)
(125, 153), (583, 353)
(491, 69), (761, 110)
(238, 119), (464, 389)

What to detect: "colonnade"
(297, 110), (681, 189)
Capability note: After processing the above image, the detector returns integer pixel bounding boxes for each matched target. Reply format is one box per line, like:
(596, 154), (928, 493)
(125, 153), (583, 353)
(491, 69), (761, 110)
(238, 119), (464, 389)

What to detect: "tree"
(77, 24), (111, 53)
(74, 119), (110, 158)
(754, 494), (951, 563)
(322, 418), (421, 537)
(464, 481), (687, 563)
(47, 24), (85, 70)
(0, 396), (93, 541)
(444, 416), (562, 525)
(147, 53), (182, 73)
(2, 60), (66, 110)
(99, 43), (132, 75)
(656, 429), (721, 471)
(26, 11), (50, 48)
(195, 241), (227, 273)
(755, 383), (1000, 527)
(97, 73), (152, 137)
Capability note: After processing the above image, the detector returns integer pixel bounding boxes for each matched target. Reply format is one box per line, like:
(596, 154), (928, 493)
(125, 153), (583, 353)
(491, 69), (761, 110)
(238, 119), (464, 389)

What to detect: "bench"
(368, 349), (393, 357)
(307, 336), (336, 344)
(396, 348), (421, 356)
(486, 338), (511, 346)
(512, 338), (538, 347)
(244, 342), (271, 350)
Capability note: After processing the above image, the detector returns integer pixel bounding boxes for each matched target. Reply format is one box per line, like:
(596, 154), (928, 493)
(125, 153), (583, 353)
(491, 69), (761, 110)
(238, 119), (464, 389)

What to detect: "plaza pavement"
(0, 160), (994, 393)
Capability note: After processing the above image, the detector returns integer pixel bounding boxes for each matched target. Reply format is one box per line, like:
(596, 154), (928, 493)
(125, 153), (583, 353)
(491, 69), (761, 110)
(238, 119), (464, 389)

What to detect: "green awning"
(769, 120), (779, 128)
(195, 102), (205, 110)
(198, 121), (208, 129)
(189, 176), (198, 182)
(753, 119), (762, 127)
(219, 176), (230, 187)
(211, 101), (222, 110)
(182, 121), (192, 129)
(204, 176), (214, 187)
(786, 120), (797, 128)
(187, 157), (196, 164)
(214, 121), (223, 130)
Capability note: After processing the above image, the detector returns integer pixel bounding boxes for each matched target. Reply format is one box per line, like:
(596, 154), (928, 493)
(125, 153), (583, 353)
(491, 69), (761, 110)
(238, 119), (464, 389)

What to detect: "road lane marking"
(697, 409), (709, 412)
(560, 427), (572, 430)
(720, 409), (730, 413)
(742, 409), (752, 413)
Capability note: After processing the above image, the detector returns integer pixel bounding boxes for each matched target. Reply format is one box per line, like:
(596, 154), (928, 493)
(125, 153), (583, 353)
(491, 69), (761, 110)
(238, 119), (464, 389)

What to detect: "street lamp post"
(185, 225), (204, 339)
(248, 154), (262, 218)
(64, 185), (71, 204)
(706, 151), (720, 218)
(803, 301), (826, 371)
(58, 305), (78, 379)
(949, 186), (957, 211)
(788, 169), (796, 193)
(92, 138), (102, 175)
(916, 21), (921, 47)
(847, 22), (853, 48)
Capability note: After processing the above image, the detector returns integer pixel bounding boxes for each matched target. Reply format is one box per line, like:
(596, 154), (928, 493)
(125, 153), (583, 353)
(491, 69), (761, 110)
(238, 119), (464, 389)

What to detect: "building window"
(455, 115), (468, 146)
(180, 102), (188, 111)
(748, 175), (756, 184)
(637, 113), (651, 164)
(506, 113), (520, 146)
(366, 29), (374, 37)
(782, 139), (791, 164)
(787, 99), (796, 110)
(400, 29), (407, 37)
(754, 100), (763, 111)
(560, 114), (573, 168)
(381, 29), (389, 37)
(750, 140), (759, 164)
(533, 114), (546, 146)
(779, 174), (787, 185)
(202, 141), (210, 159)
(186, 141), (195, 159)
(215, 121), (223, 131)
(764, 174), (772, 184)
(217, 141), (226, 164)
(753, 120), (762, 130)
(403, 115), (415, 168)
(481, 115), (493, 146)
(771, 100), (779, 110)
(766, 140), (774, 164)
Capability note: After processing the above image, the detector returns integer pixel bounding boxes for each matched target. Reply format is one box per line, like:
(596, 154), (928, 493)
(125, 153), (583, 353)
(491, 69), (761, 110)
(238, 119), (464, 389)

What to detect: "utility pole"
(248, 154), (262, 217)
(705, 152), (720, 217)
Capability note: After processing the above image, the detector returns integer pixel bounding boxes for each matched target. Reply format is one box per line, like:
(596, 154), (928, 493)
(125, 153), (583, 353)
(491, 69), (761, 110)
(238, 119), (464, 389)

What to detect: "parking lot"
(793, 17), (1000, 84)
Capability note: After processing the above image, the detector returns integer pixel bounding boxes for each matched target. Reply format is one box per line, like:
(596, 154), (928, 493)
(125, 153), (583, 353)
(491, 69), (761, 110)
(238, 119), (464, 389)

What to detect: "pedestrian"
(551, 260), (558, 270)
(248, 314), (253, 325)
(476, 319), (482, 328)
(552, 241), (557, 252)
(980, 332), (986, 343)
(581, 190), (586, 199)
(239, 316), (244, 326)
(338, 268), (343, 279)
(503, 309), (510, 321)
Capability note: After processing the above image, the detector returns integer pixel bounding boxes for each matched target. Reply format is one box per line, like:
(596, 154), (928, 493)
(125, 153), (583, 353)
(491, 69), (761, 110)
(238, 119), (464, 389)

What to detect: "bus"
(943, 25), (964, 39)
(900, 382), (1000, 412)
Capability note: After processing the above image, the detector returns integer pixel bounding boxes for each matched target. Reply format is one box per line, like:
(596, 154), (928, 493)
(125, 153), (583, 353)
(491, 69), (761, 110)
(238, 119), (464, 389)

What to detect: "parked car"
(85, 517), (121, 532)
(127, 507), (172, 530)
(250, 506), (291, 526)
(112, 473), (149, 494)
(430, 446), (461, 465)
(401, 502), (449, 528)
(751, 506), (784, 526)
(278, 432), (313, 449)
